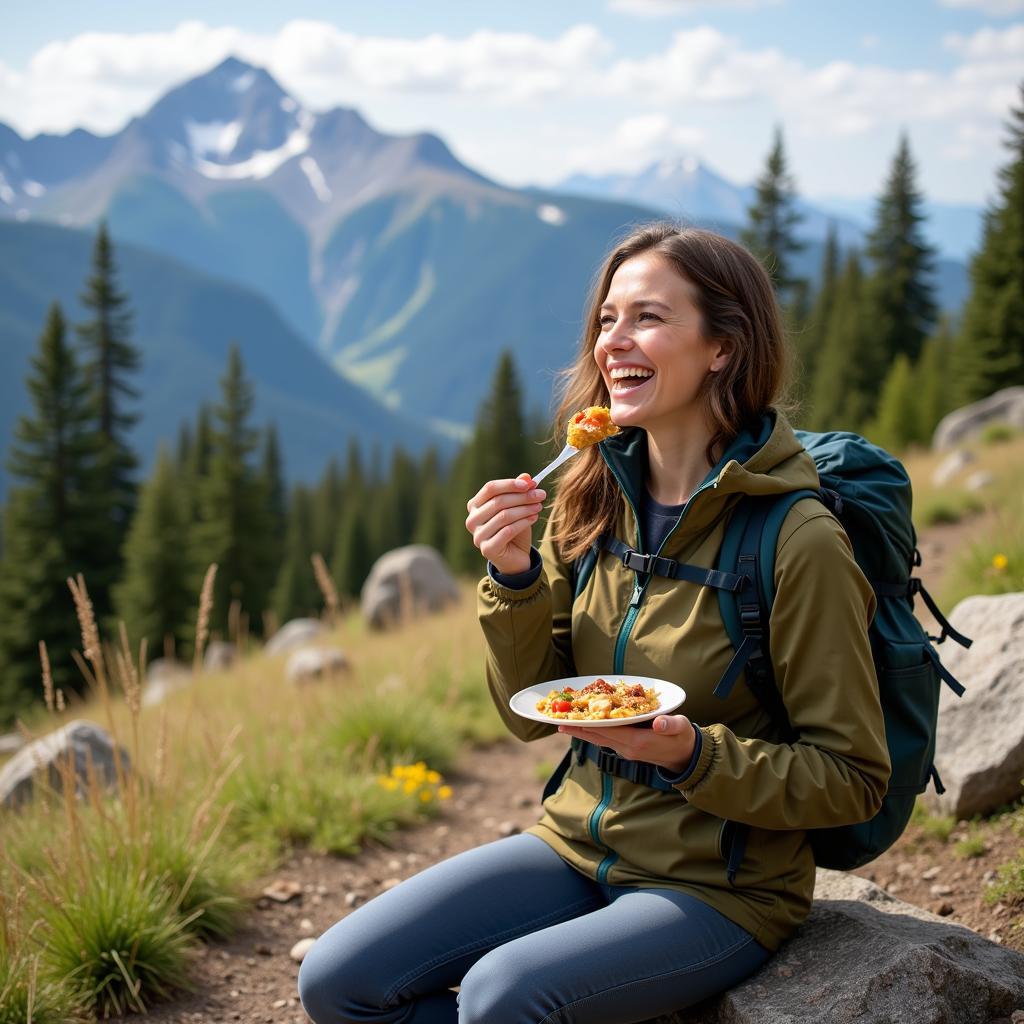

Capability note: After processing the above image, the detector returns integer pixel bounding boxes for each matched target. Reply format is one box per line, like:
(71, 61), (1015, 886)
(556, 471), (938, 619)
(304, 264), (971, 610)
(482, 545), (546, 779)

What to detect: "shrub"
(40, 864), (194, 1018)
(979, 421), (1017, 445)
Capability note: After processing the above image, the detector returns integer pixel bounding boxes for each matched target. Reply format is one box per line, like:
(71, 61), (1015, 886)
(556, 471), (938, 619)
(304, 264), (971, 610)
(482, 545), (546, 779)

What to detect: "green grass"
(327, 688), (460, 773)
(40, 864), (195, 1018)
(911, 801), (956, 843)
(914, 491), (985, 528)
(953, 827), (988, 859)
(0, 580), (494, 1021)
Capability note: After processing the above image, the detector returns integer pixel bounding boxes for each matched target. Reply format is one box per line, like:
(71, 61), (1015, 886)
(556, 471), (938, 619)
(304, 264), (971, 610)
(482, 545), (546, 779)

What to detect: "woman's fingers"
(465, 486), (546, 536)
(466, 474), (535, 512)
(555, 715), (695, 770)
(476, 510), (540, 557)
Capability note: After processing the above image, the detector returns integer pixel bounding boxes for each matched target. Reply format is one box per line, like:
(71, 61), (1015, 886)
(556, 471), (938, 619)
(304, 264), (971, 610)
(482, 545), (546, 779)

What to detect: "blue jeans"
(298, 833), (772, 1024)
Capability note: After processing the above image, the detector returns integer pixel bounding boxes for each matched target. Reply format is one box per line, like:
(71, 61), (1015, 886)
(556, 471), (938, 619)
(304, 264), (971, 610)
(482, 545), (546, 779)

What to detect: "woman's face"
(594, 252), (729, 437)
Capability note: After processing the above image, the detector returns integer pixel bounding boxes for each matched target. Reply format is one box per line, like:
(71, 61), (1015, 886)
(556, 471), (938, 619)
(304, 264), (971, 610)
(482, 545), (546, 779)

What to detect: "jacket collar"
(598, 409), (819, 549)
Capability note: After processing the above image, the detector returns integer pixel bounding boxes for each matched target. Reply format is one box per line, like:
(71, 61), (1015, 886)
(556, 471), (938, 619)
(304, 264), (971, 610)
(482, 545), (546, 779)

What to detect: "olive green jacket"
(477, 411), (891, 950)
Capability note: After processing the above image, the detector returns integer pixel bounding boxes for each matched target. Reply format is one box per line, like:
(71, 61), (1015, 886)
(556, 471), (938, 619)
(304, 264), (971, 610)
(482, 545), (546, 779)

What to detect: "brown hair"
(551, 222), (792, 562)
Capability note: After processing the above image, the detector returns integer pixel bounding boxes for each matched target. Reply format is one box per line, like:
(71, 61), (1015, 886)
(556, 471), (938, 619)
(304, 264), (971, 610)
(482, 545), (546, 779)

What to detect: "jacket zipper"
(591, 461), (719, 884)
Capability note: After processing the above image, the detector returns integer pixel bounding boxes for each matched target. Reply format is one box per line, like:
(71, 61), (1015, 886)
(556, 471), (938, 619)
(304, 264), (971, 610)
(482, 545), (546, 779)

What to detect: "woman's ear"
(708, 339), (732, 373)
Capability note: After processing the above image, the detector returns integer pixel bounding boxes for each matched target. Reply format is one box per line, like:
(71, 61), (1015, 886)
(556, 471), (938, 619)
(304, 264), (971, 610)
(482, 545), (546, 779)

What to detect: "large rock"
(286, 646), (350, 684)
(266, 618), (326, 656)
(932, 386), (1024, 450)
(651, 871), (1024, 1024)
(203, 640), (236, 671)
(361, 545), (459, 630)
(928, 592), (1024, 818)
(142, 658), (192, 707)
(0, 720), (130, 809)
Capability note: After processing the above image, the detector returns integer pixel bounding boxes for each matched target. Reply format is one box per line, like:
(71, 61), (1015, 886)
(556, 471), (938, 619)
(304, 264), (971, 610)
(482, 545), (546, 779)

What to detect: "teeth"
(610, 367), (654, 380)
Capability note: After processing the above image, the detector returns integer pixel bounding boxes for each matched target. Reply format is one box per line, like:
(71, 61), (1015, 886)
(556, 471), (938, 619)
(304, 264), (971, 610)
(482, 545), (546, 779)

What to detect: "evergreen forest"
(1, 88), (1022, 726)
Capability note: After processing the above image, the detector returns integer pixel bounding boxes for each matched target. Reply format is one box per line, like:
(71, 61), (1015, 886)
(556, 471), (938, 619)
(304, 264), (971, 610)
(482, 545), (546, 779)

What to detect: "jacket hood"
(599, 408), (820, 544)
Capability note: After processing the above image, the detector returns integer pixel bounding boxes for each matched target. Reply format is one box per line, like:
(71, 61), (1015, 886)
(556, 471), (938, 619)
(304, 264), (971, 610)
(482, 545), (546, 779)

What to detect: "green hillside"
(0, 219), (439, 500)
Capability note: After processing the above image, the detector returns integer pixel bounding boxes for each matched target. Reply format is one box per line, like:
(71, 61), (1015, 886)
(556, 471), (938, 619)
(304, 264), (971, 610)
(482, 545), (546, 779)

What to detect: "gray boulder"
(361, 545), (459, 630)
(932, 386), (1024, 450)
(928, 592), (1024, 818)
(652, 871), (1024, 1024)
(0, 720), (130, 809)
(286, 646), (350, 684)
(203, 640), (236, 671)
(142, 658), (191, 707)
(266, 618), (326, 656)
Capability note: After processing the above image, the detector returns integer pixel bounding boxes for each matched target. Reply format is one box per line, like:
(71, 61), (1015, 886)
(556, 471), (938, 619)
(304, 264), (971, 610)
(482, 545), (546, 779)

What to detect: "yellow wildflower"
(993, 553), (1009, 571)
(403, 779), (419, 794)
(419, 790), (434, 802)
(438, 785), (453, 800)
(426, 770), (441, 784)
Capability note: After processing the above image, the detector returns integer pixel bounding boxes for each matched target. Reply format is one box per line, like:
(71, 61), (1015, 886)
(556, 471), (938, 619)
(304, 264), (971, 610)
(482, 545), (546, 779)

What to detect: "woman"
(298, 223), (890, 1024)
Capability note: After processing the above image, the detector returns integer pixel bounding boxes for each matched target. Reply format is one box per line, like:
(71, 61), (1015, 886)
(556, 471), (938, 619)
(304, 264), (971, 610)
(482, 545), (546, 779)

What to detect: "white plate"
(510, 675), (685, 728)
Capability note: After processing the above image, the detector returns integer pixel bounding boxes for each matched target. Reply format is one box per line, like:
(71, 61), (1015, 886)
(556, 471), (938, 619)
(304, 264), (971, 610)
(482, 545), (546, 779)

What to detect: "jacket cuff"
(656, 723), (703, 784)
(676, 725), (717, 792)
(488, 547), (543, 590)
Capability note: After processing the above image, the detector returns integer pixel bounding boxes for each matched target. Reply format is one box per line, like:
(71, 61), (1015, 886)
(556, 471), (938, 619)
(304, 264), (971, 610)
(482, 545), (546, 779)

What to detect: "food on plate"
(535, 678), (659, 721)
(566, 406), (620, 450)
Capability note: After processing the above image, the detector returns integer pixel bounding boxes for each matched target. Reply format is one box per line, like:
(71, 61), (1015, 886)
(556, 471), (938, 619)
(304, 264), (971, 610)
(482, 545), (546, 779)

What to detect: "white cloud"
(943, 22), (1024, 57)
(938, 0), (1024, 15)
(0, 17), (1016, 201)
(609, 0), (781, 14)
(563, 112), (706, 174)
(0, 20), (611, 137)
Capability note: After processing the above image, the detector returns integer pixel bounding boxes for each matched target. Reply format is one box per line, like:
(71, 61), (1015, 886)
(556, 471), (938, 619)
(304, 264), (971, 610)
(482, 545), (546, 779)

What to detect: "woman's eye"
(638, 311), (661, 322)
(599, 315), (615, 327)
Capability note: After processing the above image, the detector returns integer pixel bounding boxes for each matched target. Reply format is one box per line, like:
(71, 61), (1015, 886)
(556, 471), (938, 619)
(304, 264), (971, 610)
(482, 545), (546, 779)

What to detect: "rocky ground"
(119, 513), (1023, 1023)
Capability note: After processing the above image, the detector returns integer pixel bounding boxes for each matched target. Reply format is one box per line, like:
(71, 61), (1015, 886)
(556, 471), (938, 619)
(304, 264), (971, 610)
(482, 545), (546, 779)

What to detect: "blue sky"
(2, 1), (1021, 204)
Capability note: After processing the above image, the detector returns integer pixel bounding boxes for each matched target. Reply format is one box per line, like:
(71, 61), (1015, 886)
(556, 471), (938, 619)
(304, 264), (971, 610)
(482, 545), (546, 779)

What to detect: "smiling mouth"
(609, 367), (654, 392)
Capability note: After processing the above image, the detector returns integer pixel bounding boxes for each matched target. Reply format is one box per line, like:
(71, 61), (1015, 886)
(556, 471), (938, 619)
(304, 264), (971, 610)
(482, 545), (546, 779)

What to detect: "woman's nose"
(599, 322), (633, 351)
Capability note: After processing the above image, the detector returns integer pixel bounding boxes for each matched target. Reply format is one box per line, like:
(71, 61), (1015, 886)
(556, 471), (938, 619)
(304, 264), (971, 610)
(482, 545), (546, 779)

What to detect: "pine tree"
(374, 447), (419, 555)
(272, 486), (321, 623)
(740, 126), (807, 308)
(0, 304), (96, 719)
(113, 448), (193, 660)
(866, 355), (918, 453)
(950, 84), (1024, 404)
(413, 447), (448, 554)
(446, 351), (531, 574)
(311, 458), (343, 567)
(261, 424), (287, 584)
(76, 222), (140, 622)
(807, 253), (882, 431)
(181, 404), (214, 526)
(794, 222), (840, 417)
(916, 318), (956, 446)
(332, 503), (375, 601)
(864, 133), (937, 371)
(191, 345), (276, 642)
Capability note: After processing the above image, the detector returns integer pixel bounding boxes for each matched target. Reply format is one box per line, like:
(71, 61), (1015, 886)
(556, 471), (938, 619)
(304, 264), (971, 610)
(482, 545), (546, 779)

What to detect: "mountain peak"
(139, 57), (307, 171)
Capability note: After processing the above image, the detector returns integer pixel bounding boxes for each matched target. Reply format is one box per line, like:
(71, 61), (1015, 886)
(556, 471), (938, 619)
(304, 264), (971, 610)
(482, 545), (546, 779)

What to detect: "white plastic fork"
(530, 443), (579, 486)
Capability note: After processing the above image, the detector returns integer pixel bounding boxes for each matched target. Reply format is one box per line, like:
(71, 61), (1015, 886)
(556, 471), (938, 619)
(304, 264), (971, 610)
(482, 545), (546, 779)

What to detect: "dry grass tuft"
(193, 564), (218, 673)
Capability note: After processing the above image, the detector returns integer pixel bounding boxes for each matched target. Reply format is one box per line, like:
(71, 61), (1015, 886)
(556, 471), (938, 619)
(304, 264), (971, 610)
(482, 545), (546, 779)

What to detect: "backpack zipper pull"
(629, 581), (643, 607)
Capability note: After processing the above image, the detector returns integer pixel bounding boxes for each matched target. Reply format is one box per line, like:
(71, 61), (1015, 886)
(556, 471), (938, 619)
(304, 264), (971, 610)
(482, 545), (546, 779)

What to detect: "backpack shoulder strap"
(714, 490), (820, 741)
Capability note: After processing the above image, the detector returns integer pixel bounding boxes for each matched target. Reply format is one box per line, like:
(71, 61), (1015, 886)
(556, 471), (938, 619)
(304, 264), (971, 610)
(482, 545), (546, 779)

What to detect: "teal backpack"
(569, 430), (972, 873)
